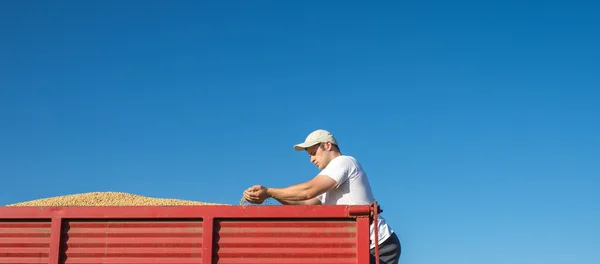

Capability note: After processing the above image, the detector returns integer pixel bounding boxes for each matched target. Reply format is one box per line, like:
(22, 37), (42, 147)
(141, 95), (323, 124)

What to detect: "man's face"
(306, 142), (331, 170)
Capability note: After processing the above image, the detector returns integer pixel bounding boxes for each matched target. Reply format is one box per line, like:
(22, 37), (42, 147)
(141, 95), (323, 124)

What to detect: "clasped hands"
(243, 185), (270, 204)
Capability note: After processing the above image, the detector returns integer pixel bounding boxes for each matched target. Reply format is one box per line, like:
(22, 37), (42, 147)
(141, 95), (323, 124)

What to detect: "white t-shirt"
(316, 155), (393, 249)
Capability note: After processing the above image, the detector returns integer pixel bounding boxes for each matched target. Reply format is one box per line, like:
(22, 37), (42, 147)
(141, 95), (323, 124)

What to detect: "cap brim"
(293, 141), (319, 151)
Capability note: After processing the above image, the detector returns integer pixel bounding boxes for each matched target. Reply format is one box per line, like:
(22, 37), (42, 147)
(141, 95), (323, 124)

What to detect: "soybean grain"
(4, 192), (224, 206)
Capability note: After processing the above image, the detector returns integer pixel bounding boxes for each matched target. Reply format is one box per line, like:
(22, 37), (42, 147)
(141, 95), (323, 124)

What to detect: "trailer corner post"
(373, 201), (380, 264)
(202, 216), (215, 264)
(356, 217), (370, 264)
(48, 216), (63, 264)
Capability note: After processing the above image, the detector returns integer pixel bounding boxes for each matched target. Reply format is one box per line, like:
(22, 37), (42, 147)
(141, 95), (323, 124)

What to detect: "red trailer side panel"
(214, 220), (357, 264)
(61, 220), (204, 264)
(0, 220), (51, 264)
(0, 205), (376, 264)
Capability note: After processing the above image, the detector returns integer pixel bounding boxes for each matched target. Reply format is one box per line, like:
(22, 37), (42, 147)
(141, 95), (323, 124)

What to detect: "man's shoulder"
(329, 155), (361, 168)
(338, 155), (360, 162)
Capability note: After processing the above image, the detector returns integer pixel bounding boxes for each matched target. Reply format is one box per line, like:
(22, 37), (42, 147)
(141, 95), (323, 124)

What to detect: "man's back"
(317, 155), (393, 249)
(317, 155), (375, 205)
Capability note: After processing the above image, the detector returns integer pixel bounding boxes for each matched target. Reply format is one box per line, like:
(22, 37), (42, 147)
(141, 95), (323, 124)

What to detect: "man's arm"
(266, 175), (336, 201)
(272, 197), (322, 205)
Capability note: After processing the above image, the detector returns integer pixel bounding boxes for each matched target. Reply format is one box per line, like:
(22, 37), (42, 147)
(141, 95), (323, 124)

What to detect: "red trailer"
(0, 202), (382, 264)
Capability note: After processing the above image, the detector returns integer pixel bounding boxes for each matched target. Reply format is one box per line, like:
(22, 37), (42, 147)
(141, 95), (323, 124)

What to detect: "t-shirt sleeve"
(319, 157), (352, 187)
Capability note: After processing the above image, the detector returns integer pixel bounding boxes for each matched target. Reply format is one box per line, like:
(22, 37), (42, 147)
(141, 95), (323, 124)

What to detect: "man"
(243, 129), (401, 264)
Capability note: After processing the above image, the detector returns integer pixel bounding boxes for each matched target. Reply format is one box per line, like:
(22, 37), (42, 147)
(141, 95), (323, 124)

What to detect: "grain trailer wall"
(0, 204), (378, 264)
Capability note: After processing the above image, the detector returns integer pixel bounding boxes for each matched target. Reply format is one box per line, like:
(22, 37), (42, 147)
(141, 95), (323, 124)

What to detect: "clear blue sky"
(1, 1), (598, 263)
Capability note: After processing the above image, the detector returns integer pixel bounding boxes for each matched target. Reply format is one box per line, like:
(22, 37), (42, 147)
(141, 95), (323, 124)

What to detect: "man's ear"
(326, 142), (334, 151)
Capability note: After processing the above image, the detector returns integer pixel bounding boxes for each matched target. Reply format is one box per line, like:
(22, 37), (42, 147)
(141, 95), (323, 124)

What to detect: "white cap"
(293, 129), (338, 151)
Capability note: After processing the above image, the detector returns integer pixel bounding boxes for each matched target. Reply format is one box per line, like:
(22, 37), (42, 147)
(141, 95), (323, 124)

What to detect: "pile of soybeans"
(4, 192), (225, 206)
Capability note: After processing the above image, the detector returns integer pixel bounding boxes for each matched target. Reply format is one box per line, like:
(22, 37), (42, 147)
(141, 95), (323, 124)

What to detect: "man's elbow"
(298, 190), (312, 200)
(302, 177), (336, 200)
(303, 188), (322, 200)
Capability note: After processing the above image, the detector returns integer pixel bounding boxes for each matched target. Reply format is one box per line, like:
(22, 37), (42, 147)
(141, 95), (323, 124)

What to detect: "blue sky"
(1, 1), (598, 263)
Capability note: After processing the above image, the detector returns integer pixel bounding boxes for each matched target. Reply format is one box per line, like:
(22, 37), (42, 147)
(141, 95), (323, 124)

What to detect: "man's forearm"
(272, 197), (307, 205)
(266, 183), (313, 201)
(272, 197), (322, 205)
